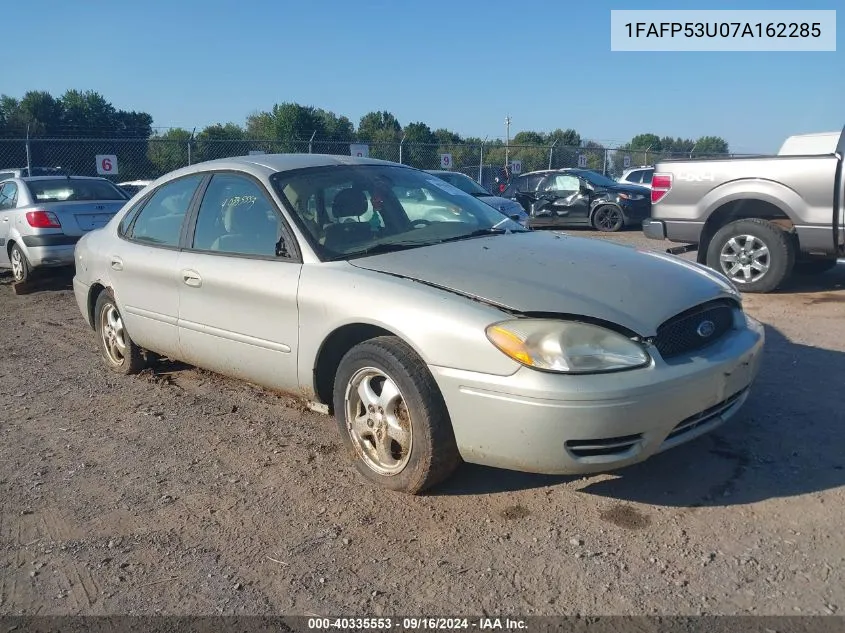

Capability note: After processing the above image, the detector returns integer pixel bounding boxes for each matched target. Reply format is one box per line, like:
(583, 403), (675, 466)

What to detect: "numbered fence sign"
(349, 143), (369, 158)
(510, 160), (522, 174)
(440, 153), (453, 169)
(623, 155), (631, 169)
(96, 154), (118, 176)
(577, 154), (588, 168)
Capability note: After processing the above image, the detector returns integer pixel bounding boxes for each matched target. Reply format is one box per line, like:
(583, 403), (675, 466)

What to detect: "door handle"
(110, 257), (123, 271)
(182, 269), (202, 288)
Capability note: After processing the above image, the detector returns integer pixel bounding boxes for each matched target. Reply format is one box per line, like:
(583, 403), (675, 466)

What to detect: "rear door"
(175, 172), (302, 391)
(0, 182), (18, 265)
(537, 173), (590, 223)
(108, 174), (205, 358)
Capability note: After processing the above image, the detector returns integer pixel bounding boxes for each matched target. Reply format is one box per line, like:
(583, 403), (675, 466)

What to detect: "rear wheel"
(706, 218), (795, 293)
(94, 289), (148, 375)
(9, 244), (31, 284)
(592, 205), (625, 232)
(333, 336), (461, 494)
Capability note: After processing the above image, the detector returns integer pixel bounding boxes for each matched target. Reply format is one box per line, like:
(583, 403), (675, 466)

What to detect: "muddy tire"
(706, 218), (795, 293)
(94, 289), (148, 375)
(9, 243), (31, 284)
(332, 336), (461, 494)
(591, 205), (625, 232)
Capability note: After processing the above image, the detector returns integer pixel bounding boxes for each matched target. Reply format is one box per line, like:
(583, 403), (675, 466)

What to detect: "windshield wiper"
(333, 241), (429, 260)
(436, 227), (521, 243)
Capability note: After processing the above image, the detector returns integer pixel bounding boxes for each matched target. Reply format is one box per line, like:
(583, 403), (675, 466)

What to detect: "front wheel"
(592, 205), (625, 232)
(332, 336), (461, 494)
(706, 218), (795, 293)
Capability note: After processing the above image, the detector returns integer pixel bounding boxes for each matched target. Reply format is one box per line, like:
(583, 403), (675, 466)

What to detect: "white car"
(618, 166), (654, 189)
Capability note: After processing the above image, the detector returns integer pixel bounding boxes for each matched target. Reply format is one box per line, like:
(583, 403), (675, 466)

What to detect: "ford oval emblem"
(696, 320), (716, 338)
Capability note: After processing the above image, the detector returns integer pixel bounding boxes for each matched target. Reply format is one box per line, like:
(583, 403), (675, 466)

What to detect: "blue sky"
(4, 0), (842, 153)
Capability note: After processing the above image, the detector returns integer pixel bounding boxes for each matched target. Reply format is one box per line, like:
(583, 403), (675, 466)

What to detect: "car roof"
(21, 175), (111, 182)
(163, 153), (402, 181)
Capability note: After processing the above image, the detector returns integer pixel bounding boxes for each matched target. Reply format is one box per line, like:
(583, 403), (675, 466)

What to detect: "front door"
(108, 174), (205, 358)
(176, 173), (302, 392)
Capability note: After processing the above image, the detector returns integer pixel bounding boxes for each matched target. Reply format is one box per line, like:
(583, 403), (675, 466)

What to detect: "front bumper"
(430, 316), (764, 475)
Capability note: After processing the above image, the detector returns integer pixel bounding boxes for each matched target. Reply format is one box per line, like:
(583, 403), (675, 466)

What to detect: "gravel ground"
(0, 228), (843, 617)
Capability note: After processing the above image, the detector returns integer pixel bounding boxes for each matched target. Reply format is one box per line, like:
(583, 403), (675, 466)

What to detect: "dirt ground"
(1, 229), (843, 617)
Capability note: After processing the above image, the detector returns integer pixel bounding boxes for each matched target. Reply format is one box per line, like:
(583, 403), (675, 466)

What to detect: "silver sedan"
(0, 176), (129, 283)
(72, 154), (765, 494)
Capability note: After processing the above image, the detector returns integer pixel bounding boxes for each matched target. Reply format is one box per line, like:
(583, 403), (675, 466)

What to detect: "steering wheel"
(410, 219), (432, 228)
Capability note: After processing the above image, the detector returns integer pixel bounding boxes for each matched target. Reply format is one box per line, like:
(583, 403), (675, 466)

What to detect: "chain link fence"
(0, 138), (763, 192)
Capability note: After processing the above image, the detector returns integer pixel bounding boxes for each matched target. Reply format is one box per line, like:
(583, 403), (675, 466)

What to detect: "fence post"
(548, 139), (558, 170)
(308, 131), (316, 154)
(25, 124), (32, 175)
(187, 127), (196, 166)
(399, 136), (405, 164)
(603, 148), (608, 175)
(479, 141), (485, 184)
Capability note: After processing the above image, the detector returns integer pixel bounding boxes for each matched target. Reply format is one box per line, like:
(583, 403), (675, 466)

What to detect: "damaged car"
(72, 154), (764, 494)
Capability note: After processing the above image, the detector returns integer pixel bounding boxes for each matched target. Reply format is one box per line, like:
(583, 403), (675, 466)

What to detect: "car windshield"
(574, 170), (621, 188)
(27, 178), (128, 202)
(435, 172), (489, 196)
(272, 165), (527, 261)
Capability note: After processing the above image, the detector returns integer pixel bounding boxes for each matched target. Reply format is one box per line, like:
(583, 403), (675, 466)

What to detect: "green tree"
(194, 123), (246, 161)
(148, 128), (192, 176)
(357, 111), (401, 160)
(693, 135), (730, 156)
(402, 122), (437, 168)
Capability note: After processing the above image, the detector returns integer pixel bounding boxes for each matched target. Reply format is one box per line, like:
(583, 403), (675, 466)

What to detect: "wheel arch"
(697, 198), (794, 264)
(313, 322), (415, 413)
(87, 282), (109, 330)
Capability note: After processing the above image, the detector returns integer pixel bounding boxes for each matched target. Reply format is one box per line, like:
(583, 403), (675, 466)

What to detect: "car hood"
(477, 195), (525, 212)
(348, 231), (738, 336)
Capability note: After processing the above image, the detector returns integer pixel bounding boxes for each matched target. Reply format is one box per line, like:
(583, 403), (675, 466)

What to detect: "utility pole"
(504, 115), (511, 167)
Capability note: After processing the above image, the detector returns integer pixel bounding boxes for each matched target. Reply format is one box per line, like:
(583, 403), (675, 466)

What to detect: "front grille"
(654, 300), (737, 359)
(566, 434), (643, 458)
(664, 388), (748, 443)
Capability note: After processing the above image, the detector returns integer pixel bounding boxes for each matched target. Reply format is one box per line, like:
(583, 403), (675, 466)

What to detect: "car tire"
(792, 259), (838, 275)
(591, 205), (625, 232)
(706, 218), (795, 294)
(9, 243), (31, 284)
(94, 289), (148, 375)
(332, 336), (461, 494)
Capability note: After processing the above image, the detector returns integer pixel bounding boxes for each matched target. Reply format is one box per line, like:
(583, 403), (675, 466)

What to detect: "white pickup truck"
(642, 127), (844, 293)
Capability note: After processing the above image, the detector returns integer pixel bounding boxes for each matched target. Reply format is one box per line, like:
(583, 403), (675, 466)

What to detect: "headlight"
(486, 319), (650, 374)
(617, 192), (645, 201)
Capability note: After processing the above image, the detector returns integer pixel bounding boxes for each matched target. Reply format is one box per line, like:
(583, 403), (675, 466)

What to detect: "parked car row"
(66, 153), (763, 494)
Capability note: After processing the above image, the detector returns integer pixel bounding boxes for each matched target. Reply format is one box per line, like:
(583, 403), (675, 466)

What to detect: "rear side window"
(625, 170), (643, 183)
(642, 169), (654, 184)
(127, 175), (204, 247)
(27, 178), (128, 202)
(0, 183), (18, 210)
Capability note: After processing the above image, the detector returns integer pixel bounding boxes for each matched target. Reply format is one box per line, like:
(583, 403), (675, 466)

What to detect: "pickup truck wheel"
(333, 336), (461, 494)
(706, 218), (795, 293)
(793, 259), (838, 275)
(592, 205), (625, 232)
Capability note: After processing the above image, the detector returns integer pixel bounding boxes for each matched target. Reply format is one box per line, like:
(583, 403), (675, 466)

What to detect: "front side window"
(272, 165), (527, 260)
(191, 174), (289, 258)
(26, 178), (128, 202)
(128, 175), (203, 247)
